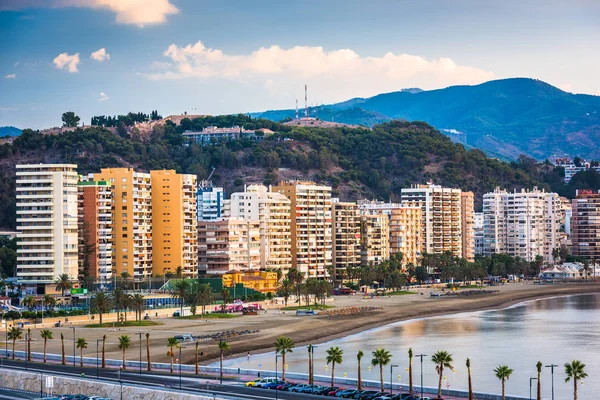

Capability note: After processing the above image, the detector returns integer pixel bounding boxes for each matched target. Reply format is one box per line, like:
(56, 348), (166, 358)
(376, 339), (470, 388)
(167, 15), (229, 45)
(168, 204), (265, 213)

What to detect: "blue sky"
(1, 0), (599, 129)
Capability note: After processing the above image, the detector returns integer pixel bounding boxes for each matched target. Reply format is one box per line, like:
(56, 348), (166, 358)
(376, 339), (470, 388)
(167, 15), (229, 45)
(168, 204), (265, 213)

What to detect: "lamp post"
(390, 364), (399, 394)
(415, 354), (427, 400)
(72, 327), (76, 367)
(96, 339), (102, 378)
(178, 345), (188, 390)
(529, 377), (538, 400)
(545, 364), (558, 400)
(137, 332), (143, 375)
(118, 367), (123, 400)
(275, 354), (281, 400)
(24, 331), (28, 370)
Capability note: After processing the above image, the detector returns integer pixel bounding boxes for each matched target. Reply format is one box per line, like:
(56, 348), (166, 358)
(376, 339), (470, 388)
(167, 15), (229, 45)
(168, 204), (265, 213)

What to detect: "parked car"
(265, 380), (286, 389)
(297, 385), (323, 393)
(255, 377), (280, 388)
(329, 388), (346, 396)
(288, 384), (310, 392)
(276, 382), (295, 390)
(356, 390), (381, 399)
(316, 386), (338, 395)
(245, 379), (265, 387)
(336, 389), (359, 398)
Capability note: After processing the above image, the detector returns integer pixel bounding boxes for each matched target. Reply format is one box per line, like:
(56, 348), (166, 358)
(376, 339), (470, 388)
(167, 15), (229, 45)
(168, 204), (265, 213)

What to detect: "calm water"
(222, 294), (600, 399)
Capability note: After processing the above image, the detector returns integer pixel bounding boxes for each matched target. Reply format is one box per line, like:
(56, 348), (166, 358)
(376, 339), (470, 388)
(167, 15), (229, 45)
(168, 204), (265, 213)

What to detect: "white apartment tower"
(483, 187), (560, 263)
(331, 200), (362, 278)
(229, 185), (292, 273)
(16, 164), (79, 286)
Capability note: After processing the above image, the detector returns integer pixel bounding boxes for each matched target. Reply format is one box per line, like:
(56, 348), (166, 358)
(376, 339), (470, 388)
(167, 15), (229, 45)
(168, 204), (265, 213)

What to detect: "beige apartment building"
(571, 190), (600, 260)
(150, 170), (197, 278)
(93, 168), (153, 282)
(360, 214), (390, 265)
(389, 207), (422, 266)
(461, 192), (475, 262)
(401, 183), (463, 257)
(16, 164), (79, 288)
(197, 218), (260, 274)
(331, 200), (361, 278)
(272, 181), (332, 278)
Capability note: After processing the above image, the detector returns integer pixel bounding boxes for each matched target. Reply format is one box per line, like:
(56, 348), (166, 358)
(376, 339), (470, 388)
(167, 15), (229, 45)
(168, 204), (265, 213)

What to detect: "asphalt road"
(0, 359), (322, 400)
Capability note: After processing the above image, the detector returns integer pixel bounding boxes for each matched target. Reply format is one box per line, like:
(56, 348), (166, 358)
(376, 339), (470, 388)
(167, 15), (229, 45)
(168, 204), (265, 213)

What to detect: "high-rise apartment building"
(474, 212), (485, 256)
(197, 181), (225, 221)
(331, 200), (361, 278)
(483, 187), (560, 263)
(197, 218), (260, 274)
(150, 170), (197, 278)
(77, 180), (113, 284)
(16, 164), (78, 287)
(272, 181), (332, 278)
(389, 207), (422, 266)
(360, 214), (390, 265)
(229, 185), (292, 272)
(571, 190), (600, 260)
(461, 192), (475, 262)
(93, 168), (153, 282)
(401, 184), (463, 257)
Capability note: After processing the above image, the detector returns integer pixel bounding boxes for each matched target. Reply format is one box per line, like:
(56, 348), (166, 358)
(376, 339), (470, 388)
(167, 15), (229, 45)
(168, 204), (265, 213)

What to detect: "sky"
(1, 0), (600, 130)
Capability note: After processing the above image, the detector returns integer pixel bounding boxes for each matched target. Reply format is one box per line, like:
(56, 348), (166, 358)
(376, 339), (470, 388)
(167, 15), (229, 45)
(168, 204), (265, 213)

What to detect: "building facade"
(460, 192), (475, 262)
(360, 214), (390, 265)
(272, 181), (332, 278)
(150, 170), (197, 278)
(197, 182), (225, 221)
(571, 190), (600, 260)
(331, 200), (362, 279)
(16, 164), (79, 287)
(474, 212), (485, 256)
(77, 180), (113, 283)
(388, 207), (422, 266)
(483, 187), (560, 263)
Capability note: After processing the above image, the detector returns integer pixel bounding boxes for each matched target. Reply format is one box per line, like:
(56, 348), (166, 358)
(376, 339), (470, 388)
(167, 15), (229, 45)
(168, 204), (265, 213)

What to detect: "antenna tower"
(295, 99), (299, 120)
(304, 84), (308, 117)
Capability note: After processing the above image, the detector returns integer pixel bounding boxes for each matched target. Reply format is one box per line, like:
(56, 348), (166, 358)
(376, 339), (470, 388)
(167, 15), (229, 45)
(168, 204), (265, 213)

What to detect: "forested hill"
(0, 116), (598, 230)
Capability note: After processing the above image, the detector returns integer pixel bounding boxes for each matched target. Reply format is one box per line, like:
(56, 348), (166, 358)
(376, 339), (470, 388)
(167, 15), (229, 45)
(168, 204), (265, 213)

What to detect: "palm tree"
(176, 266), (184, 279)
(118, 335), (131, 370)
(40, 329), (53, 363)
(197, 283), (214, 317)
(220, 288), (230, 313)
(101, 335), (106, 368)
(218, 340), (230, 382)
(146, 333), (151, 372)
(326, 346), (343, 387)
(7, 326), (22, 360)
(172, 280), (189, 315)
(274, 336), (294, 380)
(131, 294), (145, 322)
(466, 358), (473, 400)
(76, 337), (88, 367)
(112, 289), (130, 322)
(408, 348), (413, 393)
(494, 365), (514, 400)
(60, 333), (66, 365)
(43, 294), (56, 312)
(357, 350), (364, 390)
(536, 361), (542, 400)
(167, 337), (178, 373)
(278, 279), (293, 306)
(195, 341), (200, 375)
(55, 274), (72, 296)
(432, 351), (455, 399)
(91, 292), (112, 324)
(565, 360), (587, 400)
(22, 295), (36, 311)
(371, 348), (392, 392)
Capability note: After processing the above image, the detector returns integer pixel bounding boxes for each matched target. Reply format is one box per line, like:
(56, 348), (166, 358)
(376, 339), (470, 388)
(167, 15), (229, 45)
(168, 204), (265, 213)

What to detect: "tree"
(432, 351), (455, 399)
(275, 336), (294, 380)
(277, 279), (293, 306)
(371, 348), (392, 392)
(408, 348), (413, 393)
(62, 111), (80, 127)
(357, 350), (364, 391)
(131, 293), (145, 322)
(92, 292), (112, 324)
(195, 341), (200, 375)
(22, 295), (36, 311)
(171, 280), (189, 315)
(7, 326), (22, 360)
(494, 365), (514, 400)
(326, 346), (343, 387)
(536, 361), (542, 400)
(564, 360), (587, 400)
(146, 333), (151, 372)
(43, 294), (56, 311)
(218, 340), (230, 382)
(220, 288), (230, 313)
(76, 337), (88, 367)
(167, 337), (178, 373)
(40, 329), (53, 363)
(466, 358), (473, 400)
(61, 333), (66, 365)
(55, 274), (72, 296)
(118, 335), (131, 370)
(308, 344), (314, 385)
(101, 335), (106, 368)
(112, 289), (130, 322)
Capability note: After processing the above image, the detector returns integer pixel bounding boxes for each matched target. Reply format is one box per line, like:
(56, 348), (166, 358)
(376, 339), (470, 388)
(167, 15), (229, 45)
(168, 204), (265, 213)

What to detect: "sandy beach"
(13, 283), (600, 368)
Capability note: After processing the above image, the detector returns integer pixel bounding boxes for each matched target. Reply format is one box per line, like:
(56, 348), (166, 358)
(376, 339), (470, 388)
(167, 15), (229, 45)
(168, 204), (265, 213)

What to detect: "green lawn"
(388, 290), (418, 296)
(177, 313), (239, 319)
(85, 320), (163, 328)
(280, 305), (335, 311)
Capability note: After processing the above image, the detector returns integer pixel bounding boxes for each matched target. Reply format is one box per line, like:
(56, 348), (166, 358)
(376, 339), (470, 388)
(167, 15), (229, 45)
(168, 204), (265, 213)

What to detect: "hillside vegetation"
(1, 116), (599, 231)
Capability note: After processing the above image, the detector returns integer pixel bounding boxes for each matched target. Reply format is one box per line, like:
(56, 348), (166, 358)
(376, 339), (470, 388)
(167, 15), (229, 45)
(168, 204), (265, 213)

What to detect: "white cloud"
(145, 41), (496, 101)
(98, 92), (109, 101)
(90, 48), (110, 62)
(1, 0), (178, 27)
(4, 74), (16, 79)
(53, 52), (80, 73)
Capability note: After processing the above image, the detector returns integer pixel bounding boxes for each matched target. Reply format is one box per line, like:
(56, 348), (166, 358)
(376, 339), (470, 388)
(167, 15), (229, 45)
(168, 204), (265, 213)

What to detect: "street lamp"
(72, 327), (76, 367)
(415, 354), (427, 400)
(390, 364), (399, 394)
(545, 364), (558, 400)
(178, 345), (188, 390)
(529, 377), (538, 400)
(118, 367), (123, 400)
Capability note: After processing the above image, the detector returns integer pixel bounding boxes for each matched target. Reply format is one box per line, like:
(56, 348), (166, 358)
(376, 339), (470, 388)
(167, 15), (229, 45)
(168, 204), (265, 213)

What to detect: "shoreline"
(217, 283), (600, 362)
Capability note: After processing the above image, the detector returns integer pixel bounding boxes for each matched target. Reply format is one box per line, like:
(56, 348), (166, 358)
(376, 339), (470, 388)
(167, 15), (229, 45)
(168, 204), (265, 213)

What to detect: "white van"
(174, 334), (194, 342)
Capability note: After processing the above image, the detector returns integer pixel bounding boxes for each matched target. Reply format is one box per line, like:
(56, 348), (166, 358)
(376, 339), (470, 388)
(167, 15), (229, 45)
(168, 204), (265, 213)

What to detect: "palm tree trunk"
(537, 373), (541, 400)
(282, 353), (286, 380)
(101, 338), (106, 368)
(27, 331), (31, 361)
(380, 364), (384, 392)
(468, 368), (473, 400)
(574, 379), (577, 400)
(409, 359), (413, 393)
(502, 379), (506, 400)
(357, 362), (362, 391)
(170, 347), (174, 373)
(99, 312), (103, 325)
(12, 339), (15, 360)
(308, 349), (313, 385)
(438, 365), (443, 398)
(122, 348), (126, 370)
(146, 336), (151, 372)
(61, 336), (65, 365)
(43, 339), (47, 363)
(331, 362), (335, 387)
(195, 343), (199, 375)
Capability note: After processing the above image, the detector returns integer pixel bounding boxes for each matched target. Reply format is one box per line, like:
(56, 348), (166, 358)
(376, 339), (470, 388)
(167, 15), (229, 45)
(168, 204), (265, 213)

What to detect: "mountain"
(0, 126), (21, 137)
(254, 78), (600, 160)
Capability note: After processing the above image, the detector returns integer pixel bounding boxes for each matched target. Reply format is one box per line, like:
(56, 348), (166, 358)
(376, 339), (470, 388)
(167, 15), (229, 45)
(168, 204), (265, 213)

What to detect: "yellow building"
(150, 170), (197, 278)
(389, 207), (422, 266)
(332, 200), (361, 278)
(360, 213), (390, 265)
(93, 168), (153, 282)
(272, 181), (332, 278)
(460, 192), (475, 262)
(222, 270), (278, 293)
